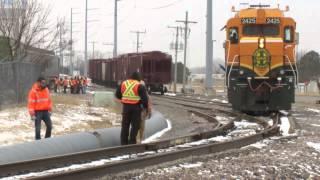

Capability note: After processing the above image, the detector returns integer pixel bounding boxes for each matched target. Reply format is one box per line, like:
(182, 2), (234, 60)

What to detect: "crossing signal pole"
(176, 11), (197, 93)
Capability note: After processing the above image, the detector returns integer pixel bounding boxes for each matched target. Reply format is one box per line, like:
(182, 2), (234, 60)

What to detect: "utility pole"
(114, 0), (120, 58)
(177, 11), (197, 92)
(90, 41), (96, 59)
(131, 30), (146, 53)
(84, 0), (88, 76)
(70, 8), (80, 76)
(59, 23), (63, 74)
(205, 0), (213, 91)
(70, 8), (73, 75)
(168, 26), (181, 93)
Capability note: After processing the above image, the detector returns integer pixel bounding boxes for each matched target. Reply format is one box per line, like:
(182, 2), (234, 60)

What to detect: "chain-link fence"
(0, 61), (46, 108)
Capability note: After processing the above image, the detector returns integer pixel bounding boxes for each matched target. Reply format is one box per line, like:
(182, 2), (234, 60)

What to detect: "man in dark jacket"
(115, 72), (148, 145)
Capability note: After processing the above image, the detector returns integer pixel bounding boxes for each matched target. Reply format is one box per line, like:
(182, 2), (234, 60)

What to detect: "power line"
(130, 30), (146, 53)
(176, 11), (197, 92)
(137, 0), (185, 10)
(89, 41), (97, 59)
(168, 26), (183, 93)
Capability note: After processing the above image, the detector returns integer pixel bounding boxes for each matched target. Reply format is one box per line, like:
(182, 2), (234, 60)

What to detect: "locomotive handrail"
(293, 48), (300, 86)
(227, 55), (239, 88)
(285, 55), (298, 87)
(225, 40), (231, 88)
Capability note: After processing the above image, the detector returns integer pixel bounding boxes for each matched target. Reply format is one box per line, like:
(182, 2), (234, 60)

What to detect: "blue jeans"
(83, 85), (87, 94)
(35, 111), (52, 140)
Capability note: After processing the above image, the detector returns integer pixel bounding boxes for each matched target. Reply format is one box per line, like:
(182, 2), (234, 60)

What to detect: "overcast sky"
(42, 0), (320, 68)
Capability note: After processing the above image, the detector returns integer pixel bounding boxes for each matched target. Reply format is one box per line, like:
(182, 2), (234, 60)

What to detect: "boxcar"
(89, 51), (172, 94)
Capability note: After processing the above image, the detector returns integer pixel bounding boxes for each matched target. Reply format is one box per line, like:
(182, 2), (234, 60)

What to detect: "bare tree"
(0, 0), (67, 61)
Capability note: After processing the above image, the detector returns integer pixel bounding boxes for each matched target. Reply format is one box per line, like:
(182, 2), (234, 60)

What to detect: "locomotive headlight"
(239, 70), (244, 75)
(280, 69), (285, 75)
(259, 38), (265, 48)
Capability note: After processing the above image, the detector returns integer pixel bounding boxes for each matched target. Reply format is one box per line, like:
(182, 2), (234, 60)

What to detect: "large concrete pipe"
(0, 110), (168, 165)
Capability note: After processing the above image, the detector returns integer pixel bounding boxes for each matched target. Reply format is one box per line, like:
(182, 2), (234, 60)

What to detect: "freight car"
(224, 5), (298, 112)
(89, 51), (172, 94)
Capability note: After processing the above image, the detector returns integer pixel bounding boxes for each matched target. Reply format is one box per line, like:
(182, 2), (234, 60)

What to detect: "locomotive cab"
(225, 5), (298, 112)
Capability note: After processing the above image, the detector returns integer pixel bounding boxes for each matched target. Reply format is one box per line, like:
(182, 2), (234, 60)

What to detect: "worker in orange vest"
(71, 78), (77, 94)
(28, 77), (53, 140)
(54, 77), (59, 93)
(63, 77), (69, 94)
(115, 72), (149, 145)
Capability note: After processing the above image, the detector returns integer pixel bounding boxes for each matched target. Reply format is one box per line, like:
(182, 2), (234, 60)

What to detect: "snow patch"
(0, 104), (121, 147)
(215, 116), (230, 121)
(280, 117), (291, 136)
(216, 90), (225, 93)
(279, 110), (289, 116)
(208, 136), (231, 142)
(311, 124), (320, 127)
(306, 108), (320, 113)
(164, 93), (176, 97)
(179, 162), (203, 168)
(142, 119), (172, 143)
(211, 99), (228, 104)
(307, 142), (320, 153)
(198, 169), (211, 176)
(248, 141), (268, 149)
(268, 119), (274, 126)
(234, 121), (259, 129)
(7, 154), (131, 179)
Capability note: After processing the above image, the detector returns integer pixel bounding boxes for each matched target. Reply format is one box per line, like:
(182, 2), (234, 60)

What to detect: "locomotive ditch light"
(259, 38), (265, 48)
(277, 77), (282, 81)
(247, 77), (252, 81)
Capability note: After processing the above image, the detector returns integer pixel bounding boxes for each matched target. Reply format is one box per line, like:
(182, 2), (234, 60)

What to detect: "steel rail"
(153, 95), (230, 107)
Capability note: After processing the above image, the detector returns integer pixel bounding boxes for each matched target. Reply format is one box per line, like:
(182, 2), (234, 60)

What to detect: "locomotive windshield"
(243, 25), (279, 36)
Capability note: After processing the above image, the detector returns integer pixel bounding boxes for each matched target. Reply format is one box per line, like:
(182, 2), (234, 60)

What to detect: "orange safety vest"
(63, 79), (69, 86)
(28, 83), (52, 115)
(55, 79), (59, 85)
(71, 79), (76, 86)
(121, 79), (141, 104)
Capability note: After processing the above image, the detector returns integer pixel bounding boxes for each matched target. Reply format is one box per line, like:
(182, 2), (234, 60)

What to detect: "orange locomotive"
(225, 5), (298, 112)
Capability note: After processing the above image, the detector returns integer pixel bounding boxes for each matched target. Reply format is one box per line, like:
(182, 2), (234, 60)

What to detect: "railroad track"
(26, 113), (280, 180)
(2, 96), (282, 179)
(0, 110), (231, 178)
(153, 94), (231, 107)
